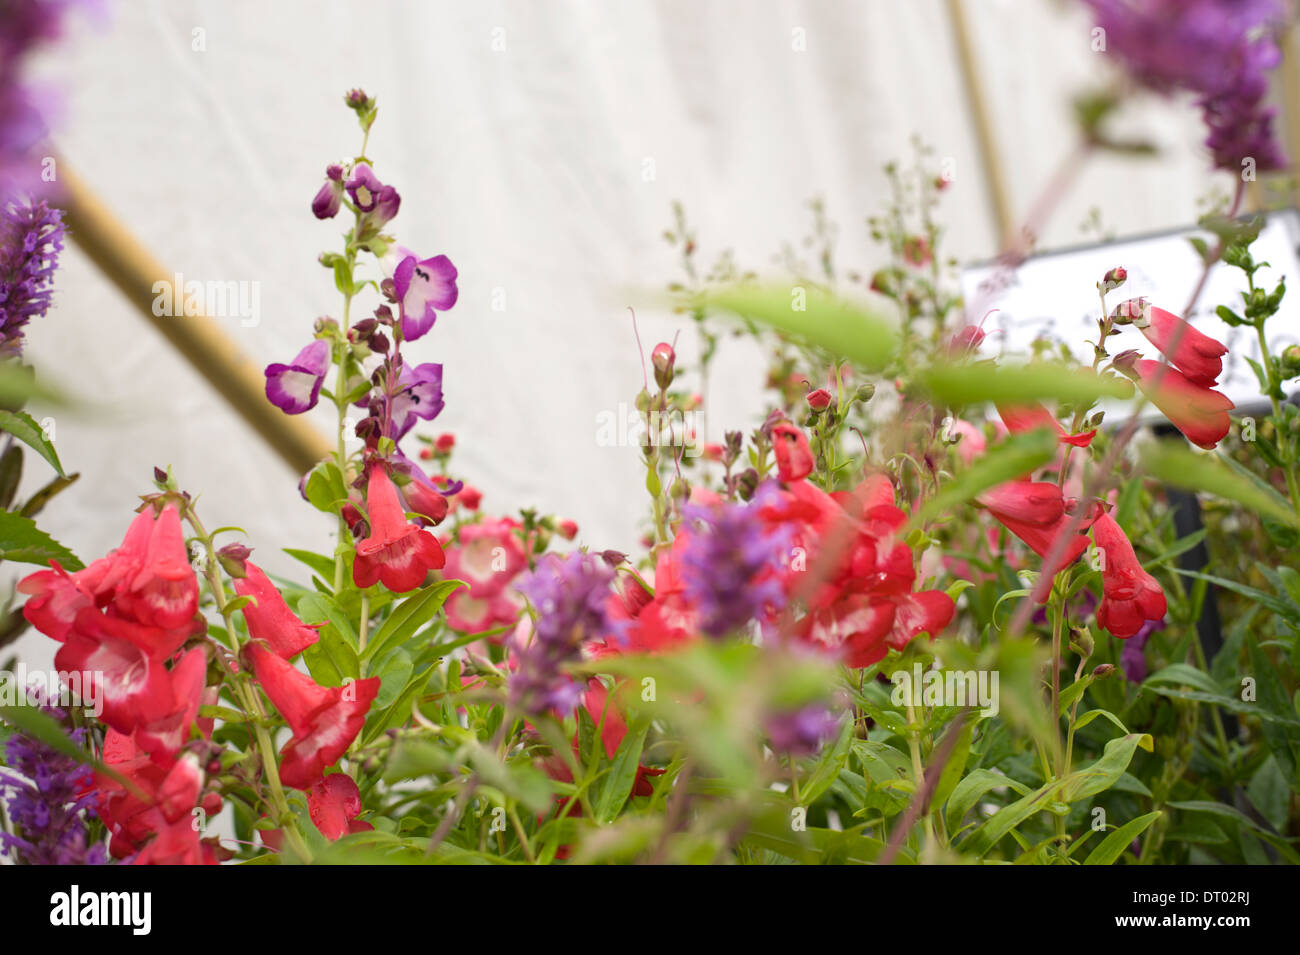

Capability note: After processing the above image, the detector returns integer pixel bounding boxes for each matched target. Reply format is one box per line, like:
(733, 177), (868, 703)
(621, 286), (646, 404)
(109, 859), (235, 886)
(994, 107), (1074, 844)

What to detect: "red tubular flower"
(353, 464), (446, 592)
(772, 422), (814, 482)
(996, 402), (1096, 448)
(1125, 358), (1233, 450)
(234, 562), (320, 659)
(307, 773), (373, 840)
(108, 506), (201, 631)
(19, 505), (201, 644)
(247, 643), (379, 790)
(133, 646), (208, 761)
(979, 481), (1096, 582)
(1092, 512), (1167, 638)
(1130, 302), (1227, 387)
(54, 609), (180, 735)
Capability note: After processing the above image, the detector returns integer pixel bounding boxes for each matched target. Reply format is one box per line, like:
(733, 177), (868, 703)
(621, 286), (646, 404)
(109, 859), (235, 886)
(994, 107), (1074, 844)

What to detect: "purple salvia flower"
(0, 198), (64, 355)
(680, 486), (790, 639)
(1081, 0), (1286, 172)
(0, 697), (108, 865)
(264, 338), (330, 414)
(0, 0), (81, 197)
(510, 552), (620, 716)
(765, 703), (841, 757)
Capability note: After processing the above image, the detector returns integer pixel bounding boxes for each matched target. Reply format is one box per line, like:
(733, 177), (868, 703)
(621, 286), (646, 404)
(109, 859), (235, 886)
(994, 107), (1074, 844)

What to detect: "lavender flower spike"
(510, 552), (620, 716)
(681, 486), (790, 639)
(0, 697), (108, 865)
(0, 198), (64, 356)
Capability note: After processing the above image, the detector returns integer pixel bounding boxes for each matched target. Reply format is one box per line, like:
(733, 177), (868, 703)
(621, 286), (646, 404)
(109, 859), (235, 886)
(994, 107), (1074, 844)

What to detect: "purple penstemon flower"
(0, 696), (108, 866)
(312, 163), (345, 219)
(387, 360), (444, 440)
(264, 338), (330, 414)
(510, 552), (621, 716)
(0, 198), (64, 355)
(346, 163), (400, 231)
(391, 250), (458, 341)
(680, 485), (790, 639)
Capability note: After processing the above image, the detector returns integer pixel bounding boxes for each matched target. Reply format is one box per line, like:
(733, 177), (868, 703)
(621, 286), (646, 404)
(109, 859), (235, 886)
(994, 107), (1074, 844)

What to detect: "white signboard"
(960, 210), (1300, 409)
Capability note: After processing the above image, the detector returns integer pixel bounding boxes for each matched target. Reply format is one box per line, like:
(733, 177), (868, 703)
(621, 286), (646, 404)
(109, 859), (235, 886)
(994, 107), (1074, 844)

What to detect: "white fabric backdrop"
(11, 0), (1229, 672)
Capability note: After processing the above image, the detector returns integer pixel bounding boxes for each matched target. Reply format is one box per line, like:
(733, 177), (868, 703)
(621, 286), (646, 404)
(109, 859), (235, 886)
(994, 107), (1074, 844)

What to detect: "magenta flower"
(346, 163), (400, 230)
(393, 253), (458, 341)
(311, 163), (345, 219)
(264, 339), (330, 414)
(388, 361), (444, 439)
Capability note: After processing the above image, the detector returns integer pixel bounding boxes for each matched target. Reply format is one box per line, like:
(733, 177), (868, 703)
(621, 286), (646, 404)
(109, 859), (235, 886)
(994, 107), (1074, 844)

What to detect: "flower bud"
(1100, 266), (1127, 292)
(735, 467), (759, 501)
(1111, 297), (1147, 326)
(557, 518), (579, 540)
(651, 342), (676, 391)
(459, 486), (482, 511)
(217, 543), (252, 579)
(1281, 344), (1300, 380)
(1092, 663), (1116, 679)
(435, 433), (455, 453)
(806, 388), (832, 411)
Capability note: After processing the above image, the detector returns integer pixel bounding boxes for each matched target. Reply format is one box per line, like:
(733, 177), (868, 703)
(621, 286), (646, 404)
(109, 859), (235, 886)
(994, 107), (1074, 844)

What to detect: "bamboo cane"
(54, 160), (333, 475)
(945, 0), (1016, 249)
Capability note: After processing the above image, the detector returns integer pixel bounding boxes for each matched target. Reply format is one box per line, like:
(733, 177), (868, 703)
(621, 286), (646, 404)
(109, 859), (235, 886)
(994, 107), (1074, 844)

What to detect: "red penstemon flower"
(246, 642), (380, 790)
(1092, 511), (1167, 639)
(353, 463), (446, 592)
(234, 561), (320, 659)
(1119, 299), (1228, 387)
(1119, 356), (1233, 450)
(997, 402), (1096, 448)
(978, 480), (1099, 584)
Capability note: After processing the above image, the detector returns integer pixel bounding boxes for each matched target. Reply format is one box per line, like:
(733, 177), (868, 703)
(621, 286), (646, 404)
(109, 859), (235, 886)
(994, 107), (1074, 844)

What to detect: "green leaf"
(283, 548), (337, 583)
(1139, 443), (1300, 528)
(910, 429), (1056, 529)
(0, 510), (82, 570)
(595, 716), (650, 824)
(361, 580), (462, 664)
(961, 734), (1152, 855)
(302, 461), (349, 515)
(1142, 664), (1224, 696)
(918, 361), (1132, 409)
(0, 410), (64, 476)
(705, 284), (899, 372)
(1170, 569), (1300, 625)
(1083, 811), (1161, 865)
(370, 647), (413, 709)
(945, 769), (1031, 832)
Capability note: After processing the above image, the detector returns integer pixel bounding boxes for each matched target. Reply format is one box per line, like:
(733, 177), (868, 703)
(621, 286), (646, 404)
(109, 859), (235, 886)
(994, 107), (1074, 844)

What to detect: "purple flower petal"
(264, 339), (330, 414)
(394, 254), (458, 341)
